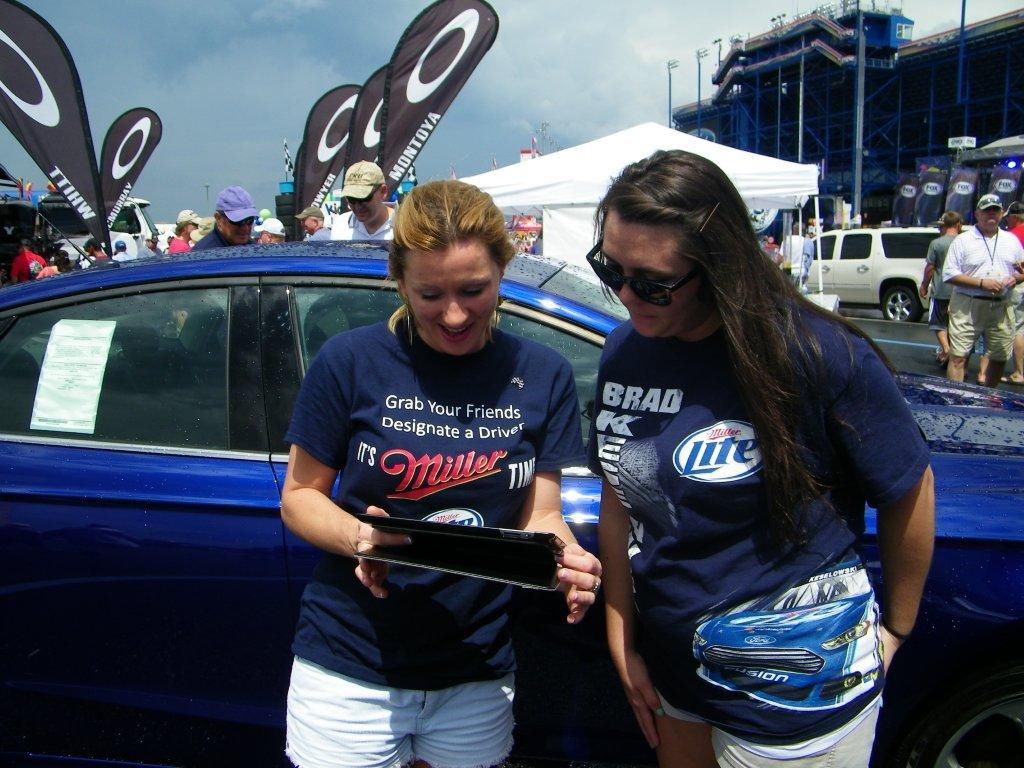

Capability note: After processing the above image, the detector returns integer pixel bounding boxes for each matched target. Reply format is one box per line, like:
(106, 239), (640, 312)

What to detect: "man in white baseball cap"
(257, 217), (287, 244)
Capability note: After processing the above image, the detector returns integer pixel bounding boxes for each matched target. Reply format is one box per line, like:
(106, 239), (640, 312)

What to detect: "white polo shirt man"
(942, 193), (1024, 385)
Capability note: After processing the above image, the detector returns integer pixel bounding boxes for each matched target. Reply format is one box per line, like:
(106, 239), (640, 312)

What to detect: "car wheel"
(889, 665), (1024, 768)
(881, 284), (923, 322)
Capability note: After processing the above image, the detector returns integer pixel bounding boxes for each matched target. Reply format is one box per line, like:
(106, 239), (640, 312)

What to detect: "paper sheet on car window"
(30, 319), (117, 434)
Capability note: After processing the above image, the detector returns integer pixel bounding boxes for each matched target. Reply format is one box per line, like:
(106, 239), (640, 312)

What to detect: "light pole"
(712, 38), (722, 67)
(696, 48), (708, 132)
(667, 59), (679, 128)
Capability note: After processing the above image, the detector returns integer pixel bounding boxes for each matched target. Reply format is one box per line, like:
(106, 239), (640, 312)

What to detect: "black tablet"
(353, 513), (565, 590)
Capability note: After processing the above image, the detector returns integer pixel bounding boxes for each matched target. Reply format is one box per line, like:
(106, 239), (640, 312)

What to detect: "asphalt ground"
(840, 308), (1024, 393)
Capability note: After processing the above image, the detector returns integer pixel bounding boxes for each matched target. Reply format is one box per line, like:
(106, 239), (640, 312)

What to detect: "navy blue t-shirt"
(587, 310), (930, 744)
(286, 321), (584, 690)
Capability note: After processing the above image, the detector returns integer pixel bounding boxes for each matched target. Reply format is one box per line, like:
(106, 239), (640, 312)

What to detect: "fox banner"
(945, 167), (979, 223)
(892, 173), (919, 227)
(988, 166), (1021, 209)
(0, 0), (109, 247)
(380, 0), (498, 194)
(100, 108), (161, 227)
(913, 169), (947, 227)
(294, 84), (360, 211)
(343, 65), (389, 172)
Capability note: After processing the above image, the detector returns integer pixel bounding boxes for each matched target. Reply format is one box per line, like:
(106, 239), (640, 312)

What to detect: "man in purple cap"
(192, 186), (259, 251)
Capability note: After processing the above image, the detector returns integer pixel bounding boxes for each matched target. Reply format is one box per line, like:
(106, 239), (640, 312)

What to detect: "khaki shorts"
(947, 291), (1015, 361)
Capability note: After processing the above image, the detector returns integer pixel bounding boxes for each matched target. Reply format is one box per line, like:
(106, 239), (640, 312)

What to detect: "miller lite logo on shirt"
(672, 420), (762, 483)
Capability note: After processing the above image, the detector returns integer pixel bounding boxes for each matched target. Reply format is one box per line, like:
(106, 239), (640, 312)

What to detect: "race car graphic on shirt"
(692, 562), (882, 711)
(672, 420), (762, 483)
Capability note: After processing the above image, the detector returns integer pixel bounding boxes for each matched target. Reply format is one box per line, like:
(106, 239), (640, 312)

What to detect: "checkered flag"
(283, 139), (294, 180)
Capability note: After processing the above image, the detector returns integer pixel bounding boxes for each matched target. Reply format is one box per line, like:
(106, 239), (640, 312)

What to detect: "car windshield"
(505, 254), (628, 319)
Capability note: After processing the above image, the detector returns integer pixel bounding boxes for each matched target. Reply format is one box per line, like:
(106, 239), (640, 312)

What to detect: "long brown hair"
(598, 150), (892, 543)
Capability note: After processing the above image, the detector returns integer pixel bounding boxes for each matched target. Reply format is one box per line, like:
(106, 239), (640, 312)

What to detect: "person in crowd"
(138, 235), (160, 259)
(1002, 202), (1024, 384)
(257, 217), (287, 244)
(112, 240), (135, 263)
(295, 205), (331, 241)
(76, 237), (110, 269)
(1006, 202), (1024, 246)
(280, 180), (601, 768)
(10, 239), (47, 283)
(168, 210), (202, 254)
(331, 161), (395, 241)
(35, 249), (72, 279)
(781, 222), (807, 285)
(919, 211), (962, 368)
(192, 187), (259, 251)
(942, 194), (1024, 387)
(587, 150), (934, 768)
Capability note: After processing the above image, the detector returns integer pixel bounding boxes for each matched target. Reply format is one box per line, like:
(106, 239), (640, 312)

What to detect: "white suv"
(807, 227), (938, 322)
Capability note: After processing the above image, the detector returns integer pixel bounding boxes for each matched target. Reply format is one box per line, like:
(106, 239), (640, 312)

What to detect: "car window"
(839, 233), (871, 260)
(291, 285), (601, 451)
(294, 286), (402, 365)
(0, 288), (230, 449)
(498, 312), (601, 450)
(881, 232), (935, 259)
(814, 235), (836, 260)
(110, 206), (141, 234)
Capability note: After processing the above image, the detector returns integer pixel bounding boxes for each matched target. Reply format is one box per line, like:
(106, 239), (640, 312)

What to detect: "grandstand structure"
(673, 3), (1024, 222)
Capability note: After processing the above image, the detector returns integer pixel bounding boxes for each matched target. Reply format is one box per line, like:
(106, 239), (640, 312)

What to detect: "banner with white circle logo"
(293, 84), (360, 212)
(945, 167), (979, 223)
(343, 65), (388, 173)
(379, 0), (498, 194)
(891, 173), (918, 227)
(988, 166), (1021, 210)
(100, 107), (161, 228)
(0, 0), (109, 248)
(913, 169), (947, 226)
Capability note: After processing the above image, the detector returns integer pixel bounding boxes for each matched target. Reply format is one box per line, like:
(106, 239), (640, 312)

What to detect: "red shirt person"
(1006, 201), (1024, 248)
(10, 240), (46, 283)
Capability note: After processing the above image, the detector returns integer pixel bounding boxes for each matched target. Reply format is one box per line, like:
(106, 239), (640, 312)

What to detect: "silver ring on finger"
(589, 576), (602, 593)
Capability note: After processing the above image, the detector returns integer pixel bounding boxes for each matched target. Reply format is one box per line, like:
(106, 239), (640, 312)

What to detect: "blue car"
(0, 242), (1022, 768)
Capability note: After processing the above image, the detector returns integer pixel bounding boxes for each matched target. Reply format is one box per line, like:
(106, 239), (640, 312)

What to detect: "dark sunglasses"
(585, 240), (700, 306)
(344, 193), (374, 205)
(221, 215), (256, 228)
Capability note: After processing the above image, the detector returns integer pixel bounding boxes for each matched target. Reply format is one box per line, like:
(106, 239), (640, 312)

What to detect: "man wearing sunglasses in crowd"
(330, 161), (395, 242)
(192, 186), (260, 251)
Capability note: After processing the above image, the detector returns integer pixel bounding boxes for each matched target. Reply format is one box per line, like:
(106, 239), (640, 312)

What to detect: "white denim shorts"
(286, 656), (514, 768)
(658, 691), (880, 766)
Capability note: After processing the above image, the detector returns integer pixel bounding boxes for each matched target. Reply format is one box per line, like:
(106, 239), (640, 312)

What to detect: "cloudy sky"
(0, 0), (1015, 221)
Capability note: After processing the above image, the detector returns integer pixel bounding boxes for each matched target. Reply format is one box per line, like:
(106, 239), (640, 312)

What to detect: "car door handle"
(821, 265), (830, 273)
(857, 265), (869, 273)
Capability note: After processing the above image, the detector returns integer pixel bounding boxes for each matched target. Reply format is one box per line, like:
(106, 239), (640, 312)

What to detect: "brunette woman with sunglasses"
(587, 150), (934, 768)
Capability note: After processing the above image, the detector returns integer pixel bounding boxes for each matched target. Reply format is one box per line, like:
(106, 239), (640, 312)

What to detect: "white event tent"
(463, 122), (819, 265)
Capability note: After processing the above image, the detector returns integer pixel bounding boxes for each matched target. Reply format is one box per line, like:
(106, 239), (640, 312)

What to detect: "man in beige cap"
(295, 205), (331, 241)
(331, 161), (394, 241)
(168, 209), (202, 254)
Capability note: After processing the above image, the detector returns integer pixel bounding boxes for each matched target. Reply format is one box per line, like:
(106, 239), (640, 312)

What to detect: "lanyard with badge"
(978, 227), (999, 267)
(978, 227), (1007, 297)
